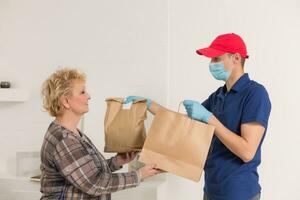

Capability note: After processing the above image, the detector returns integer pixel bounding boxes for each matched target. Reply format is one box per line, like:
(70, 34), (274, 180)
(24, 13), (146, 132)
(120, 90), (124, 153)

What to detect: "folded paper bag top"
(104, 97), (147, 153)
(139, 103), (214, 182)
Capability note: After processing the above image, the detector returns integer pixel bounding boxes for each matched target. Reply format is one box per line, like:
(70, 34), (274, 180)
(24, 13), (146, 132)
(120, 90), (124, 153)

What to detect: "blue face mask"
(209, 61), (231, 81)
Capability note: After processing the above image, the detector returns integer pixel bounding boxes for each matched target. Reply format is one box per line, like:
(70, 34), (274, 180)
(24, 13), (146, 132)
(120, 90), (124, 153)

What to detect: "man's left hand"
(183, 100), (213, 123)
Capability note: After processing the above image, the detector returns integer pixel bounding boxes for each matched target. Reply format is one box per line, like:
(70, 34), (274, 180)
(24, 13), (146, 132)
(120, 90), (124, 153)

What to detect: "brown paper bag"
(104, 97), (147, 153)
(139, 103), (214, 182)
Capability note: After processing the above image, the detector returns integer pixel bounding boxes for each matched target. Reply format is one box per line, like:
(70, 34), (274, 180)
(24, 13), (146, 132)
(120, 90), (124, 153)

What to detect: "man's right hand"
(124, 96), (152, 108)
(125, 96), (164, 115)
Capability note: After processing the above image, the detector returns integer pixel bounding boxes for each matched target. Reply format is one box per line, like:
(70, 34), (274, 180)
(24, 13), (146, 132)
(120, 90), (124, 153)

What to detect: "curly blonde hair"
(41, 68), (86, 117)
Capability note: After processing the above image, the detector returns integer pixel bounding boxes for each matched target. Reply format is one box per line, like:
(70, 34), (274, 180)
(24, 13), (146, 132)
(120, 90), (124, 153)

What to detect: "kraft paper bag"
(104, 97), (147, 153)
(139, 103), (215, 182)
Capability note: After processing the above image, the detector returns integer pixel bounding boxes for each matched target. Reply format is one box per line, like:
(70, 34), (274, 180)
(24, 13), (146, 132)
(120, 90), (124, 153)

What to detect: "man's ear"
(233, 53), (242, 65)
(61, 96), (70, 109)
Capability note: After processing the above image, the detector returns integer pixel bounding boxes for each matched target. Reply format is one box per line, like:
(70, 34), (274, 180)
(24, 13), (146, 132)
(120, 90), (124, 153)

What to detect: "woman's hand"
(116, 151), (139, 166)
(138, 164), (162, 180)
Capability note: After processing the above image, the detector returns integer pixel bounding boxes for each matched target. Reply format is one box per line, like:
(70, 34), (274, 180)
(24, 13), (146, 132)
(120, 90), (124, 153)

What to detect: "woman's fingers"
(129, 151), (139, 160)
(130, 151), (136, 158)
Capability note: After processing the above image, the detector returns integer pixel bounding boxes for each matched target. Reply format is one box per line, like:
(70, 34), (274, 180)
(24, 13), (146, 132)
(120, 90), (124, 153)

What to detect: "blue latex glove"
(183, 100), (212, 123)
(124, 96), (152, 108)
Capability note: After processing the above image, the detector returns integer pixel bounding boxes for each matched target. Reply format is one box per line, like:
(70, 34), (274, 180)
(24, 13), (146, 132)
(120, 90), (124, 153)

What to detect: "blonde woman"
(40, 68), (160, 199)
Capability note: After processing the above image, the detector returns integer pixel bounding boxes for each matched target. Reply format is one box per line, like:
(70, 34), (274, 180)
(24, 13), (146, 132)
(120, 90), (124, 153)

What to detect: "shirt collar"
(223, 73), (250, 93)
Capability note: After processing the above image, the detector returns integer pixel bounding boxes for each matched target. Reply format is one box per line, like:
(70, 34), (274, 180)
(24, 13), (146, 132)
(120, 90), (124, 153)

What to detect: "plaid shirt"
(40, 120), (140, 200)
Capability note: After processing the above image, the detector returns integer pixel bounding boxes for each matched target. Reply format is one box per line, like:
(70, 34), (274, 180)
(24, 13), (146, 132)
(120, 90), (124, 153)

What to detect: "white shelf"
(0, 89), (30, 102)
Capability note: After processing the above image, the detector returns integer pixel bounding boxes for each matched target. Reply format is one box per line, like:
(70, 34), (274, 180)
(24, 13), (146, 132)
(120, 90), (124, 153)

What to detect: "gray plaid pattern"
(40, 121), (140, 200)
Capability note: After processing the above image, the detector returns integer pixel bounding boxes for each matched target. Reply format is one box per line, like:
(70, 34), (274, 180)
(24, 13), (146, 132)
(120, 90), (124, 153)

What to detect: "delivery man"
(125, 33), (271, 200)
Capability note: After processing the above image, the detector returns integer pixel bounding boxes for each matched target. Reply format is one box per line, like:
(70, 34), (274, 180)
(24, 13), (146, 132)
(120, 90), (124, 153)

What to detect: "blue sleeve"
(241, 85), (271, 129)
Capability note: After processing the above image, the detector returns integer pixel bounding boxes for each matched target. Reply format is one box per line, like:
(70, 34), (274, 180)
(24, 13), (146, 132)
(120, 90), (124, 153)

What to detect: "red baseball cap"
(196, 33), (249, 59)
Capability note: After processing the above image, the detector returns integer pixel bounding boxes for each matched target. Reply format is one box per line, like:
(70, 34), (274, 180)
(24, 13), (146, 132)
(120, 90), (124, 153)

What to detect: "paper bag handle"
(178, 101), (193, 129)
(177, 101), (185, 113)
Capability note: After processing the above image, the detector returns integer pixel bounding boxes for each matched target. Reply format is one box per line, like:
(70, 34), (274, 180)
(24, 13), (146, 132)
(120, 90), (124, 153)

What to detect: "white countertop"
(0, 175), (166, 200)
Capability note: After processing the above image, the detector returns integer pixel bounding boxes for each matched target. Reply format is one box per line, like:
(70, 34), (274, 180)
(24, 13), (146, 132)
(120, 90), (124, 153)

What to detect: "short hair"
(41, 68), (86, 117)
(241, 57), (246, 67)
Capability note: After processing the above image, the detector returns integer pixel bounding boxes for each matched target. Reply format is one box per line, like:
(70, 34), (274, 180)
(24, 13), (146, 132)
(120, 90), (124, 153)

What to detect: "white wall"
(0, 0), (168, 176)
(163, 0), (300, 200)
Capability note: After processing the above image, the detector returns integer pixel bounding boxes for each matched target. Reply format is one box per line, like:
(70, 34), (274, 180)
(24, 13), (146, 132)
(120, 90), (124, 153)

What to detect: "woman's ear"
(61, 96), (70, 109)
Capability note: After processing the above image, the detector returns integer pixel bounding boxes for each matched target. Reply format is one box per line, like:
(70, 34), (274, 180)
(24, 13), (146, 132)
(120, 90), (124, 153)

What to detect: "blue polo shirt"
(202, 73), (271, 200)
